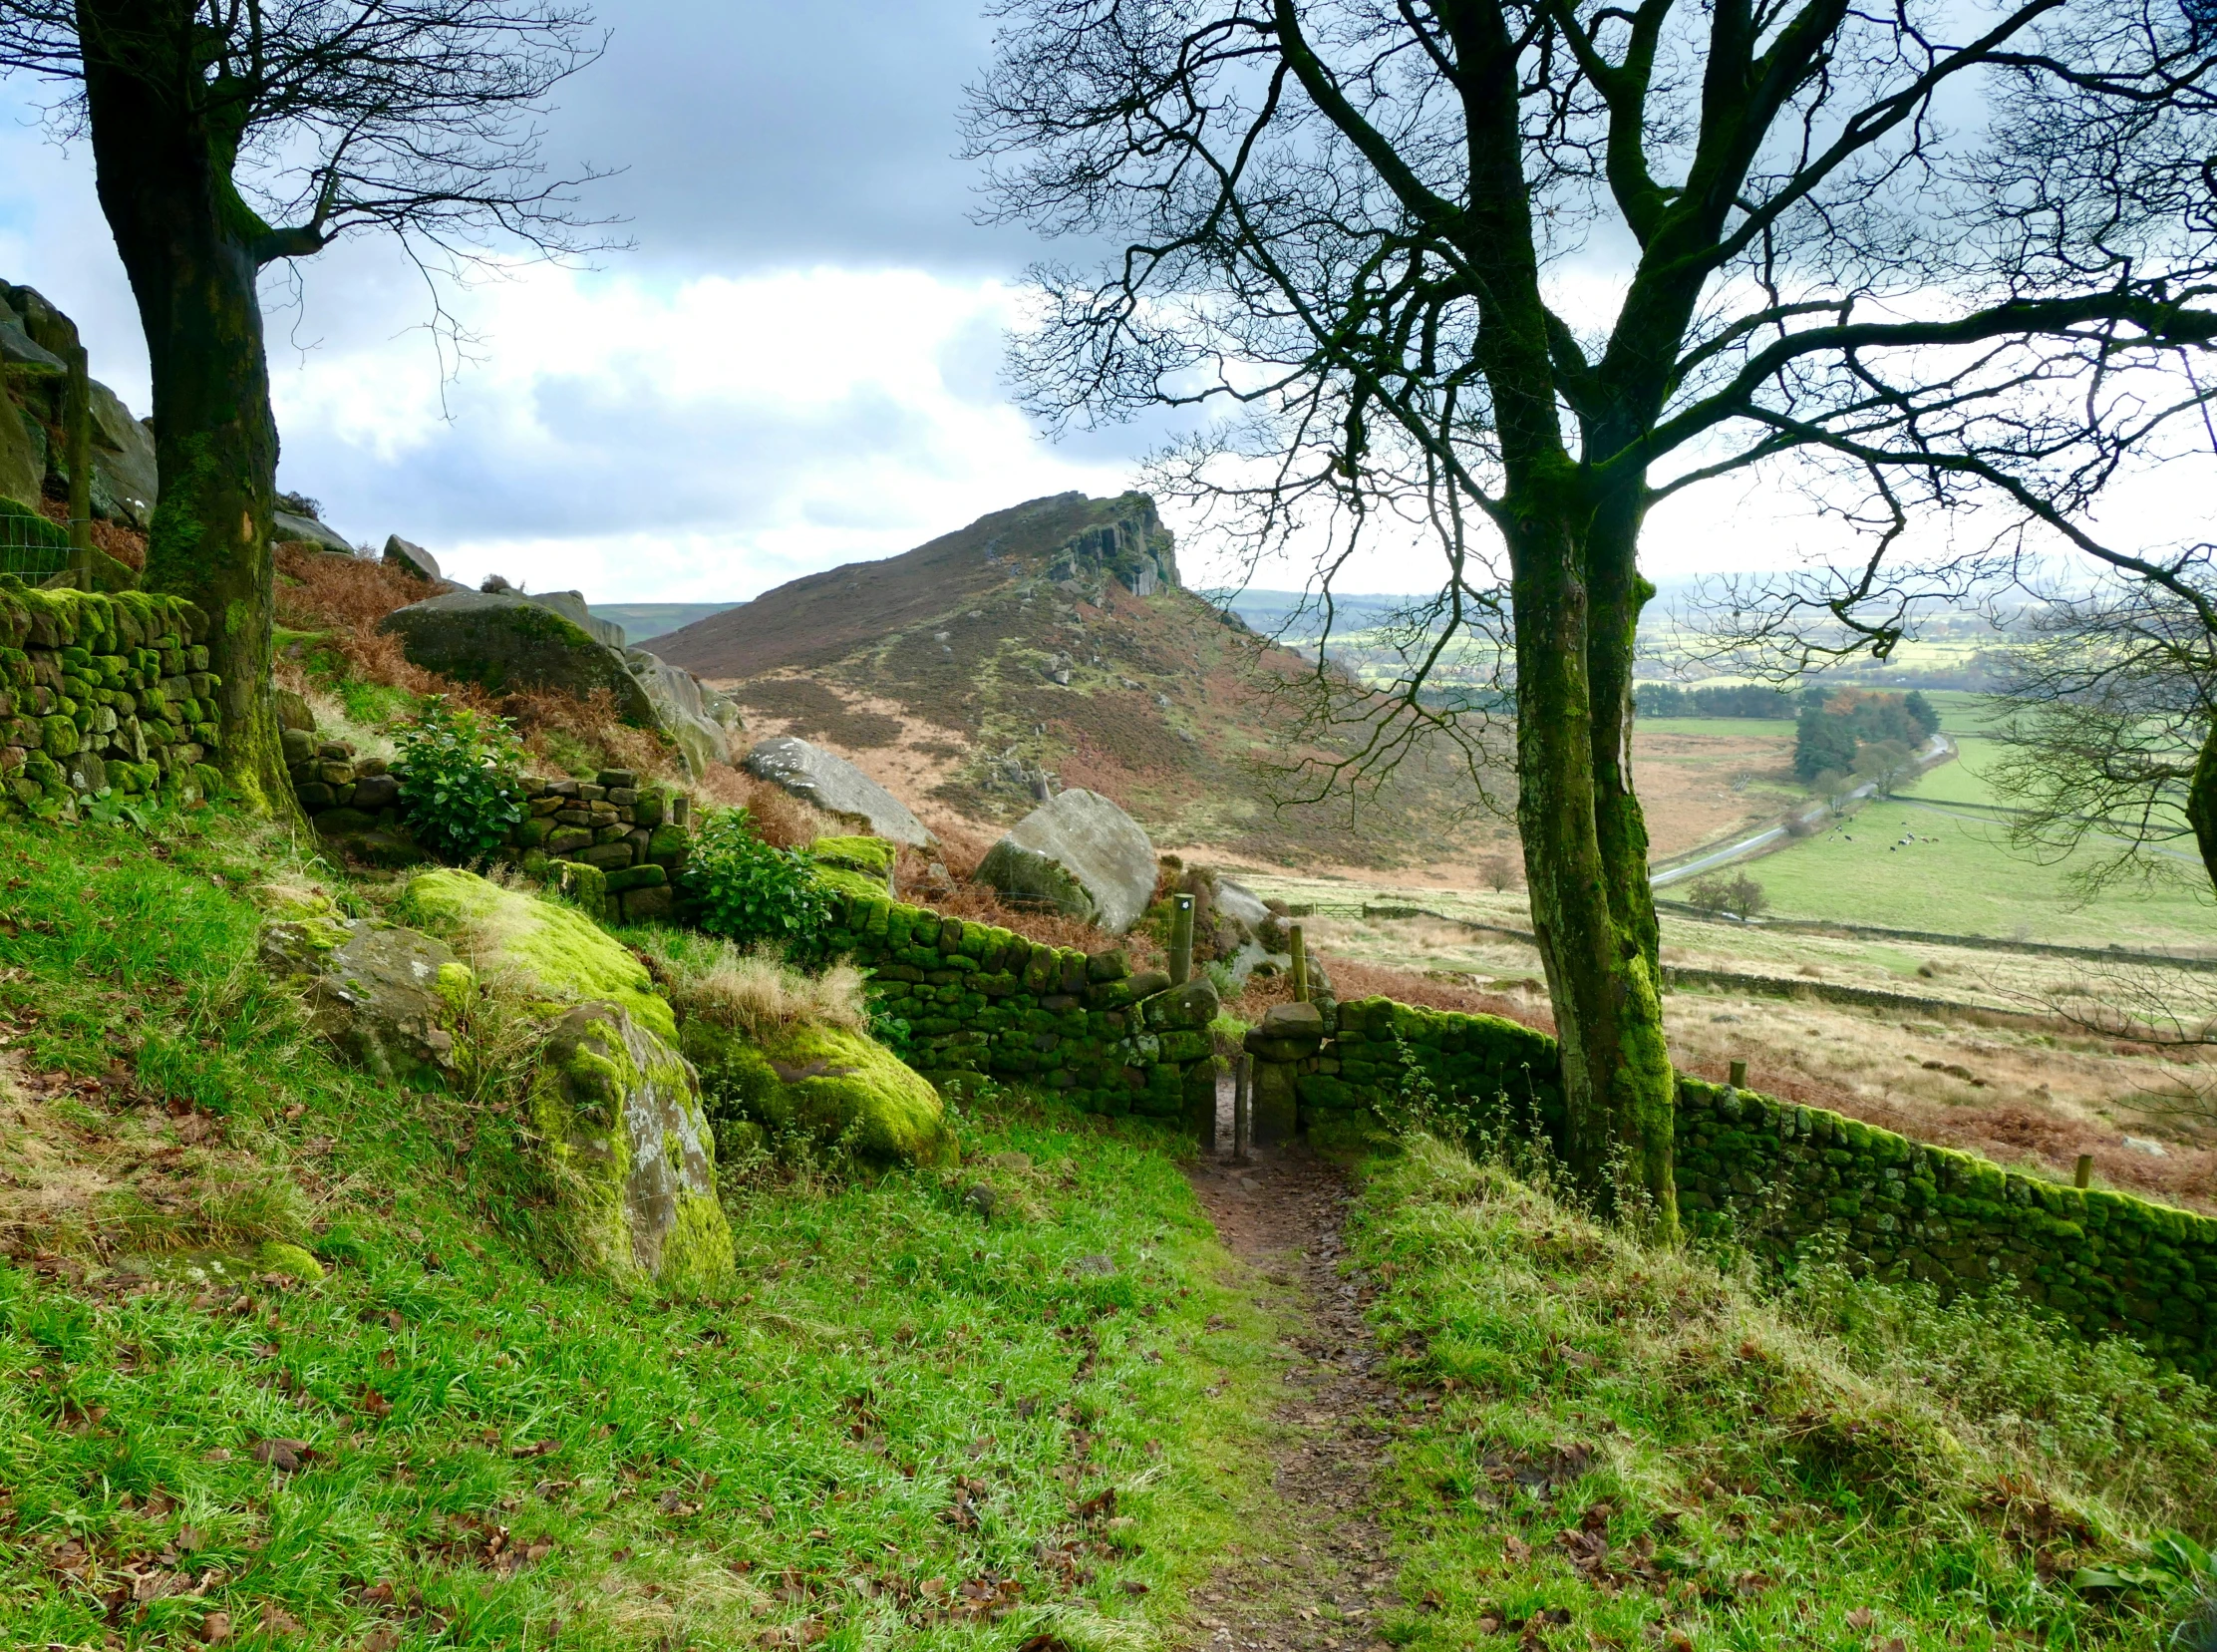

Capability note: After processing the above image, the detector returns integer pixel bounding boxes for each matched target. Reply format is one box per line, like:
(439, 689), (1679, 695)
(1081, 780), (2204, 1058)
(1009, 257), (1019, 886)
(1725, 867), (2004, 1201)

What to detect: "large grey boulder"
(383, 533), (441, 582)
(258, 912), (468, 1082)
(0, 319), (63, 375)
(628, 648), (740, 774)
(273, 508), (356, 554)
(382, 588), (659, 724)
(744, 735), (929, 846)
(974, 789), (1157, 933)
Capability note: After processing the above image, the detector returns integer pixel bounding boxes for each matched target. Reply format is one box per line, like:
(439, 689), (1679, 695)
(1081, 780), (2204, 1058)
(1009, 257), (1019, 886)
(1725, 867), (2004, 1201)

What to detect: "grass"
(1744, 803), (2212, 946)
(0, 806), (1293, 1649)
(1348, 1138), (2213, 1651)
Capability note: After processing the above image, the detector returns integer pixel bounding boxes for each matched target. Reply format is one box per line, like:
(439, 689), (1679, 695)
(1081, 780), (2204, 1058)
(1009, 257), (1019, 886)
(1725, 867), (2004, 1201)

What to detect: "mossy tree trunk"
(77, 0), (289, 815)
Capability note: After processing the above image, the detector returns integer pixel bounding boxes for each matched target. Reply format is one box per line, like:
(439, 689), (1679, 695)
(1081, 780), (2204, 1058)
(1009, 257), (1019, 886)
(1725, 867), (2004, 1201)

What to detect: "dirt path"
(1179, 1124), (1407, 1651)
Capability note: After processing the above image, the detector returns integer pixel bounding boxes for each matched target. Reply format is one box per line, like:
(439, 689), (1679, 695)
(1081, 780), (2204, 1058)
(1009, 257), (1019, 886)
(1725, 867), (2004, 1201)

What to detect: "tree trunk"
(2186, 714), (2217, 898)
(79, 0), (289, 814)
(1509, 492), (1679, 1238)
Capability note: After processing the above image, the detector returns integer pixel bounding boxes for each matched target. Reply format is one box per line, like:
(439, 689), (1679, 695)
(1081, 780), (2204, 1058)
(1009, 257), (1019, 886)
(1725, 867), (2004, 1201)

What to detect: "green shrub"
(394, 697), (527, 864)
(683, 809), (835, 958)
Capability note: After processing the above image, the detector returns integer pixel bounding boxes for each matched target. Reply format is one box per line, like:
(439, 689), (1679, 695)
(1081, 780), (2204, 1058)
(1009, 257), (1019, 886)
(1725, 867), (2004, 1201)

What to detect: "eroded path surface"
(1180, 1137), (1406, 1652)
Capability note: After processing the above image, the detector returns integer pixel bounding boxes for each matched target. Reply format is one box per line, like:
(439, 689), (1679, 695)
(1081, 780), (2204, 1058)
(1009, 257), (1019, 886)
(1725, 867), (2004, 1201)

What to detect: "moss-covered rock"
(532, 1001), (733, 1294)
(257, 900), (469, 1081)
(397, 866), (673, 1039)
(254, 1240), (326, 1283)
(396, 868), (731, 1294)
(809, 834), (895, 884)
(683, 1018), (953, 1165)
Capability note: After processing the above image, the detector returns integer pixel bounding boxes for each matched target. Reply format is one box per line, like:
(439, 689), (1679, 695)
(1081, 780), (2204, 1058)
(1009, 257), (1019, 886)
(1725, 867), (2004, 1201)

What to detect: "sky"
(0, 2), (2201, 607)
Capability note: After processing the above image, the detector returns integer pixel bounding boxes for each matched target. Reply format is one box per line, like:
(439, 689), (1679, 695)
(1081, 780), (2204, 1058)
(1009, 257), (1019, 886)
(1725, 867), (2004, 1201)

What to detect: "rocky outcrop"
(627, 647), (740, 774)
(272, 509), (357, 555)
(382, 534), (441, 582)
(744, 735), (929, 845)
(383, 588), (659, 721)
(395, 868), (735, 1294)
(682, 1018), (953, 1165)
(381, 587), (739, 779)
(258, 906), (471, 1080)
(85, 382), (157, 528)
(2, 281), (159, 528)
(974, 789), (1157, 933)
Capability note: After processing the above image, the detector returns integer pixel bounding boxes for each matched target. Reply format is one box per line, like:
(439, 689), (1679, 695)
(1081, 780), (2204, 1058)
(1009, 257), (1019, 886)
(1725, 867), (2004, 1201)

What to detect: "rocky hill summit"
(660, 492), (1484, 869)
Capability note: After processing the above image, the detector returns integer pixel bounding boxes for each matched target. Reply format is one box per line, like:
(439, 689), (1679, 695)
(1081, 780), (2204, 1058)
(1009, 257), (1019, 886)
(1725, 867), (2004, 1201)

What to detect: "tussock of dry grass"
(644, 938), (869, 1039)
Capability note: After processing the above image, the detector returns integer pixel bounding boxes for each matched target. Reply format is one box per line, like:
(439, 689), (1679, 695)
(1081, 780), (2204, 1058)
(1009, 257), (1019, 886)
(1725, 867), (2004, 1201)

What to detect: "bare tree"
(967, 0), (2217, 1226)
(1989, 578), (2217, 898)
(0, 0), (614, 811)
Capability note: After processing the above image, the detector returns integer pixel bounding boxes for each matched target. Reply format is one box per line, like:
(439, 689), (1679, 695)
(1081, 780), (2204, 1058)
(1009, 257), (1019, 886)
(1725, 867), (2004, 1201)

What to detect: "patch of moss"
(809, 834), (895, 881)
(398, 867), (673, 1041)
(253, 1240), (326, 1283)
(684, 1018), (953, 1165)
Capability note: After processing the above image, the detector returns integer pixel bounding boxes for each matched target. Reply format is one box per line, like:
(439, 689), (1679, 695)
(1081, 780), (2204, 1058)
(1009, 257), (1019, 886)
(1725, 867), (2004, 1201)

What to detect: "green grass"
(0, 809), (1291, 1649)
(1348, 1139), (2210, 1651)
(1742, 794), (2212, 947)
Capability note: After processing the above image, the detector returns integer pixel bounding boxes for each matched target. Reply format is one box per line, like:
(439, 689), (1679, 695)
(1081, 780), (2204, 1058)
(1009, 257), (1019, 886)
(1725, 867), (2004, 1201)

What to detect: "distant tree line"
(1794, 690), (1940, 785)
(1634, 683), (1796, 720)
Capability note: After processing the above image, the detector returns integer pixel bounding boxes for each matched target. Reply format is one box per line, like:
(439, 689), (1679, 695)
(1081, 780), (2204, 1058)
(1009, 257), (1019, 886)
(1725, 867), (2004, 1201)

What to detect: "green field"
(1750, 804), (2211, 946)
(1634, 715), (1794, 742)
(1898, 731), (2008, 808)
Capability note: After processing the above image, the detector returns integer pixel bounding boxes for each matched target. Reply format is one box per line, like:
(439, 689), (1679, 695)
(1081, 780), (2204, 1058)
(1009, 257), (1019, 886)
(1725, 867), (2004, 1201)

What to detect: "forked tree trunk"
(2186, 715), (2217, 897)
(1509, 491), (1679, 1238)
(79, 0), (289, 814)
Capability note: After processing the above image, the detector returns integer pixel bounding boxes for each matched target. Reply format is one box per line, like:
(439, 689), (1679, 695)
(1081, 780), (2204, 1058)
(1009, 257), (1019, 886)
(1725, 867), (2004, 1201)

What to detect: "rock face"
(744, 735), (929, 846)
(0, 405), (42, 513)
(526, 588), (628, 650)
(682, 1018), (953, 1165)
(86, 381), (157, 528)
(2, 282), (158, 527)
(974, 789), (1157, 933)
(382, 534), (441, 582)
(382, 589), (659, 722)
(396, 868), (735, 1294)
(258, 908), (471, 1080)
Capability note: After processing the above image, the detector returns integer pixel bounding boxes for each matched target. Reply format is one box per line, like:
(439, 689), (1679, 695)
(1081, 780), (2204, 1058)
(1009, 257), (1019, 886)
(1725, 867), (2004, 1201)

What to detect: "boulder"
(381, 589), (658, 725)
(383, 534), (441, 582)
(0, 403), (43, 513)
(86, 381), (158, 528)
(395, 868), (734, 1293)
(0, 318), (63, 375)
(272, 509), (356, 554)
(974, 789), (1156, 933)
(258, 906), (472, 1081)
(681, 1018), (954, 1165)
(626, 647), (738, 774)
(527, 588), (627, 649)
(745, 735), (929, 846)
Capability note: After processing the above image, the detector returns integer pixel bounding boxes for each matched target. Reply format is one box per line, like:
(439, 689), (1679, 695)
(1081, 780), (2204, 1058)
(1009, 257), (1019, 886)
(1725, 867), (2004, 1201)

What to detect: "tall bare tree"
(0, 0), (612, 811)
(968, 0), (2217, 1228)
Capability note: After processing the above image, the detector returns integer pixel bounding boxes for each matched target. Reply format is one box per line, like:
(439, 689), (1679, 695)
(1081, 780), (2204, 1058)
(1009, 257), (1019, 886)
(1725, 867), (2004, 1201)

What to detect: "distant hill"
(656, 493), (1499, 868)
(588, 602), (742, 643)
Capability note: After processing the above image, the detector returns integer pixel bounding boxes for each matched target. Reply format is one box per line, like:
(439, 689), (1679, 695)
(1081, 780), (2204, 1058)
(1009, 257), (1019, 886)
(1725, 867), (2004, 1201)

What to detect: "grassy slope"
(0, 809), (1290, 1650)
(1348, 1141), (2213, 1651)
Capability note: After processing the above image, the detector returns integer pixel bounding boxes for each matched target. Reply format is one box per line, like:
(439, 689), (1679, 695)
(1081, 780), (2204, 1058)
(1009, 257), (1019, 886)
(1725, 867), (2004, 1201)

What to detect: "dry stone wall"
(817, 887), (1219, 1126)
(0, 581), (220, 808)
(1277, 995), (2217, 1379)
(287, 748), (698, 922)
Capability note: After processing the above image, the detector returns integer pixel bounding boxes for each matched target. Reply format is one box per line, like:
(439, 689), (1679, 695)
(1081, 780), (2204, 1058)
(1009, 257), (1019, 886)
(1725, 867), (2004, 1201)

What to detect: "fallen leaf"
(197, 1610), (232, 1644)
(259, 1602), (302, 1634)
(360, 1629), (401, 1652)
(250, 1438), (313, 1474)
(1847, 1608), (1875, 1630)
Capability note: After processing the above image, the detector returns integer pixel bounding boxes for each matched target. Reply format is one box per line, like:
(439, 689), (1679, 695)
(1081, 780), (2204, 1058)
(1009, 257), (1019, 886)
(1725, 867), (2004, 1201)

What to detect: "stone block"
(619, 884), (674, 923)
(573, 840), (636, 869)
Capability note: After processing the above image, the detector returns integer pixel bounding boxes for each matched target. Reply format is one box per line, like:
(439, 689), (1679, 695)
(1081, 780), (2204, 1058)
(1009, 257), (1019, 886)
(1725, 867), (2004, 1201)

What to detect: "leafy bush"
(394, 696), (527, 863)
(1684, 867), (1766, 920)
(683, 809), (835, 958)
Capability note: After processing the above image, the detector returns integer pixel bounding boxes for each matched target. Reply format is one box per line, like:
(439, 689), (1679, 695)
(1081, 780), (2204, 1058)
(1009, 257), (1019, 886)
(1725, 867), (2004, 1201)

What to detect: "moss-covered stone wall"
(818, 888), (1219, 1125)
(0, 578), (220, 808)
(1282, 994), (2217, 1379)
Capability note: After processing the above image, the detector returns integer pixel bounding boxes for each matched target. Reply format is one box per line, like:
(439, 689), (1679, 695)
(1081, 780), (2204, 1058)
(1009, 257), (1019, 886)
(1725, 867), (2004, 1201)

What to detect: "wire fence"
(0, 506), (73, 580)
